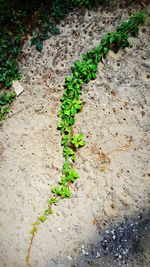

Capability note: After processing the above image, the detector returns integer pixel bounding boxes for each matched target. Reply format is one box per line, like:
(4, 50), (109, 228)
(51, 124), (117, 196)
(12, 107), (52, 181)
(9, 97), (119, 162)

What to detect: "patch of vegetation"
(0, 0), (111, 121)
(0, 91), (16, 120)
(0, 0), (111, 90)
(26, 12), (146, 267)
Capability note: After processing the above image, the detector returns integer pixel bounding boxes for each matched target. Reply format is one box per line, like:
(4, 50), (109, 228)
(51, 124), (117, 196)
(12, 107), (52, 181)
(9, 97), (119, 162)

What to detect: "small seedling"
(71, 134), (86, 149)
(61, 134), (71, 146)
(51, 185), (71, 198)
(49, 197), (58, 205)
(63, 146), (75, 159)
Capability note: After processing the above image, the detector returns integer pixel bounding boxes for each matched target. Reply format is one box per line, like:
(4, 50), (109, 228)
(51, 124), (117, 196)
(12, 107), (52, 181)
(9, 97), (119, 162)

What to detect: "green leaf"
(78, 133), (84, 140)
(57, 119), (70, 133)
(45, 208), (53, 215)
(71, 106), (77, 116)
(89, 64), (97, 70)
(50, 26), (60, 35)
(60, 186), (71, 198)
(62, 161), (71, 174)
(36, 40), (43, 52)
(39, 215), (47, 222)
(51, 186), (61, 195)
(61, 134), (71, 146)
(75, 71), (79, 77)
(79, 140), (86, 147)
(103, 47), (109, 55)
(63, 147), (74, 158)
(70, 117), (75, 125)
(65, 126), (71, 133)
(59, 176), (68, 185)
(110, 36), (115, 44)
(92, 73), (97, 79)
(67, 84), (74, 90)
(71, 134), (86, 149)
(66, 76), (73, 82)
(49, 197), (58, 205)
(33, 31), (39, 38)
(64, 110), (70, 116)
(87, 73), (91, 81)
(30, 226), (38, 234)
(71, 155), (77, 162)
(57, 110), (63, 117)
(30, 37), (39, 47)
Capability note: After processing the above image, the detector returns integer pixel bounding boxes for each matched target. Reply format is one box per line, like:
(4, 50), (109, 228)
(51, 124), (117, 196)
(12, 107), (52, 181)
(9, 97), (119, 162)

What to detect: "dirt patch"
(0, 2), (150, 267)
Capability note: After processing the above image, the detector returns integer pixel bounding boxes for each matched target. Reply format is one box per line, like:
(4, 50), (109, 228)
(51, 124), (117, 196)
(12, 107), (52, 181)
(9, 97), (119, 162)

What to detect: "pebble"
(57, 228), (62, 233)
(67, 255), (73, 261)
(82, 249), (86, 255)
(141, 60), (150, 69)
(112, 235), (116, 240)
(81, 249), (88, 256)
(96, 251), (101, 258)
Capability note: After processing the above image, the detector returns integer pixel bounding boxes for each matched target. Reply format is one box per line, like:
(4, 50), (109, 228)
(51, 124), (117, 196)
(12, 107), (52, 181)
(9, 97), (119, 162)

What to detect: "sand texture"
(0, 2), (150, 267)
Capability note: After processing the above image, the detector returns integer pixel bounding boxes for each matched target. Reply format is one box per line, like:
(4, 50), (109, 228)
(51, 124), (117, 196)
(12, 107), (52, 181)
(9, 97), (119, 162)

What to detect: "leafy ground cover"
(0, 0), (148, 121)
(0, 91), (16, 121)
(0, 0), (110, 121)
(0, 0), (110, 90)
(26, 11), (146, 267)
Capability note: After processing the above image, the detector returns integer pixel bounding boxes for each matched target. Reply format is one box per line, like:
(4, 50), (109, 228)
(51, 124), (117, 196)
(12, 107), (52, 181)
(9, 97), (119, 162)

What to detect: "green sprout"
(71, 134), (86, 149)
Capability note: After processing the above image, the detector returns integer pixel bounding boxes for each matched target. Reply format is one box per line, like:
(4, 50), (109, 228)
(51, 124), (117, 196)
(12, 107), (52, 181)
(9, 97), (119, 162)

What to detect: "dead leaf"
(92, 217), (97, 225)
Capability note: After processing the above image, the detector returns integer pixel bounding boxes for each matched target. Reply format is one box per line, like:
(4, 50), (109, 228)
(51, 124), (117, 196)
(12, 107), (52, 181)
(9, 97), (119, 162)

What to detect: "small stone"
(142, 55), (147, 60)
(35, 106), (44, 113)
(142, 60), (150, 69)
(57, 228), (62, 232)
(82, 249), (86, 255)
(112, 235), (116, 240)
(96, 251), (101, 258)
(81, 245), (85, 249)
(67, 255), (73, 261)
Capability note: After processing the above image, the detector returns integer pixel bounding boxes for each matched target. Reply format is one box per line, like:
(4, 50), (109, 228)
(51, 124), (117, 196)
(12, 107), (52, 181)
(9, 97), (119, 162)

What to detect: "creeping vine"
(26, 12), (145, 267)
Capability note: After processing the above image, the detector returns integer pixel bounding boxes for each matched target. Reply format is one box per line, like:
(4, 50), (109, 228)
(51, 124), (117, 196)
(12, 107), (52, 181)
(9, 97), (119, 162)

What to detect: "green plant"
(0, 91), (16, 120)
(30, 25), (60, 51)
(26, 12), (146, 267)
(71, 134), (86, 149)
(1, 0), (113, 92)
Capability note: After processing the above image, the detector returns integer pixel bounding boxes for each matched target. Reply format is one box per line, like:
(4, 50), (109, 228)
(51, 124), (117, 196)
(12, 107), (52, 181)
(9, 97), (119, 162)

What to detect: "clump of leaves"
(71, 134), (86, 149)
(0, 91), (16, 105)
(51, 185), (72, 198)
(30, 26), (60, 51)
(0, 91), (16, 120)
(0, 0), (116, 92)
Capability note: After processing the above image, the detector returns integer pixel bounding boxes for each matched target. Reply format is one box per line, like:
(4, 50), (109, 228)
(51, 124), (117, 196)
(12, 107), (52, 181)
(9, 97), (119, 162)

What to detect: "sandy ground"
(0, 2), (150, 267)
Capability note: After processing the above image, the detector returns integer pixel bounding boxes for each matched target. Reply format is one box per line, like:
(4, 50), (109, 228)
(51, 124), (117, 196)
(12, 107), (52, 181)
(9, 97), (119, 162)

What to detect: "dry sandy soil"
(0, 2), (150, 267)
